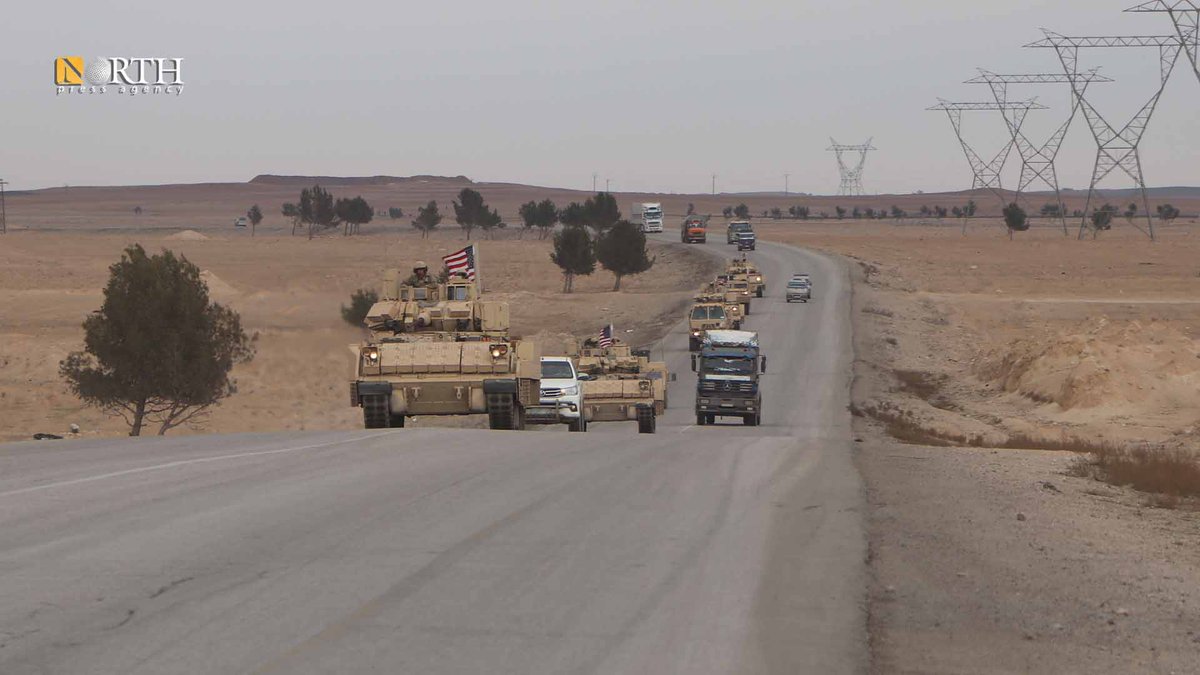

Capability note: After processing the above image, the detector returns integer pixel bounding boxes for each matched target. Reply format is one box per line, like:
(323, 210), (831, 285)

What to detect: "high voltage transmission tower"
(927, 99), (1046, 206)
(1027, 30), (1184, 240)
(826, 138), (875, 196)
(966, 69), (1114, 235)
(1127, 1), (1200, 85)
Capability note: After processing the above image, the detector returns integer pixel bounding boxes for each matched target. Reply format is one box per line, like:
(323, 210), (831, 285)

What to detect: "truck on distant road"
(726, 221), (753, 244)
(631, 203), (665, 233)
(691, 330), (766, 426)
(681, 216), (707, 243)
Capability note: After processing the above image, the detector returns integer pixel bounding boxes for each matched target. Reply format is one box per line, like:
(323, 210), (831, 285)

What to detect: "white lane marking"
(678, 425), (695, 433)
(0, 432), (394, 499)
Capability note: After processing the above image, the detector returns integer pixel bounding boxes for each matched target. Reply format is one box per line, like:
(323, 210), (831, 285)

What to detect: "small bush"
(1069, 445), (1200, 500)
(341, 288), (378, 326)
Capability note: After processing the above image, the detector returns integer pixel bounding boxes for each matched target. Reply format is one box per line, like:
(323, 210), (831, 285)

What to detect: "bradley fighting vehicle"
(569, 337), (672, 434)
(350, 271), (541, 430)
(726, 255), (765, 298)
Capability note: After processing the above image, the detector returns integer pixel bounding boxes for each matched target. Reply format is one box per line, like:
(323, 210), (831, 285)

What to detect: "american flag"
(598, 324), (614, 348)
(442, 245), (477, 280)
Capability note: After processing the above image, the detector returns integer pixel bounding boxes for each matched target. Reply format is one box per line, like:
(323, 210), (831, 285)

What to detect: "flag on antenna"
(442, 245), (477, 280)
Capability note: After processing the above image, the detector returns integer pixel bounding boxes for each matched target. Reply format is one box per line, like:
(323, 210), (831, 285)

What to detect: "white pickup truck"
(530, 356), (588, 432)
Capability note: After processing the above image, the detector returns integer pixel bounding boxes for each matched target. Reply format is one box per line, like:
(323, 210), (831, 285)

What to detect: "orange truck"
(681, 215), (707, 243)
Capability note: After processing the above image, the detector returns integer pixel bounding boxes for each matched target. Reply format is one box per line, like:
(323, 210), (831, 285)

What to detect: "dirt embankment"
(0, 229), (718, 441)
(756, 219), (1200, 672)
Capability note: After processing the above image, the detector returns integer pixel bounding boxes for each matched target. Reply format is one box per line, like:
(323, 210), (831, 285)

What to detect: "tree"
(722, 206), (734, 218)
(582, 192), (621, 232)
(559, 202), (587, 228)
(520, 199), (558, 240)
(1090, 203), (1117, 238)
(247, 204), (263, 237)
(852, 207), (862, 219)
(59, 245), (254, 436)
(341, 288), (379, 326)
(951, 206), (963, 218)
(478, 206), (503, 239)
(733, 203), (750, 219)
(865, 207), (877, 219)
(919, 205), (932, 218)
(790, 205), (810, 220)
(769, 207), (783, 220)
(335, 196), (373, 236)
(934, 206), (948, 219)
(282, 202), (302, 236)
(964, 200), (978, 217)
(133, 206), (143, 215)
(388, 207), (404, 220)
(550, 226), (596, 293)
(835, 206), (846, 220)
(412, 200), (442, 238)
(299, 185), (339, 240)
(1002, 202), (1029, 239)
(595, 220), (655, 291)
(1040, 203), (1061, 218)
(1156, 203), (1180, 225)
(453, 188), (487, 239)
(1123, 202), (1138, 226)
(890, 205), (906, 221)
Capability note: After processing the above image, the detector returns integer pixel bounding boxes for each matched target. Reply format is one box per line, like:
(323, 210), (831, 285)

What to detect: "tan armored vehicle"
(714, 275), (754, 315)
(726, 255), (765, 298)
(570, 338), (670, 433)
(350, 270), (541, 430)
(688, 297), (737, 351)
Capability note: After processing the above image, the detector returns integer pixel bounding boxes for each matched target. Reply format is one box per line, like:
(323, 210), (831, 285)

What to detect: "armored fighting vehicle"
(570, 337), (671, 433)
(726, 255), (765, 298)
(349, 270), (542, 430)
(688, 294), (739, 351)
(712, 276), (753, 316)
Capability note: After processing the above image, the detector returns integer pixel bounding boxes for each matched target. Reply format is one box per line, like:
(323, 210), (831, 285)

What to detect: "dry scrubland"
(753, 219), (1200, 672)
(0, 229), (717, 441)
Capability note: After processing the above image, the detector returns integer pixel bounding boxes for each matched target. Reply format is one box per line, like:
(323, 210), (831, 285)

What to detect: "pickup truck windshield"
(541, 362), (575, 379)
(701, 357), (756, 375)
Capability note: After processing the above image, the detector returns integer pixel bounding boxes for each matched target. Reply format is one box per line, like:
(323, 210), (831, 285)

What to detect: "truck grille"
(541, 388), (563, 398)
(699, 380), (755, 394)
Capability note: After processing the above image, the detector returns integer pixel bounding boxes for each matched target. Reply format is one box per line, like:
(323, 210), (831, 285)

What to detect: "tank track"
(362, 394), (389, 429)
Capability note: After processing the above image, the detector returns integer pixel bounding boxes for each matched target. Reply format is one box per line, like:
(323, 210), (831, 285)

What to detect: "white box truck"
(631, 203), (664, 233)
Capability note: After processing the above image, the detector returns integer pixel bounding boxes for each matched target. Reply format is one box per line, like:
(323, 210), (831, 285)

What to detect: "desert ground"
(751, 218), (1200, 672)
(3, 177), (1199, 671)
(0, 195), (721, 441)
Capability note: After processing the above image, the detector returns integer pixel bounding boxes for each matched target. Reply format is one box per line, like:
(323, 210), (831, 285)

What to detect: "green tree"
(1156, 203), (1180, 225)
(1090, 203), (1118, 238)
(595, 220), (654, 290)
(247, 204), (263, 237)
(341, 288), (379, 326)
(478, 206), (503, 239)
(1002, 202), (1029, 239)
(388, 207), (404, 220)
(769, 207), (783, 219)
(1040, 203), (1062, 218)
(733, 203), (750, 219)
(335, 196), (373, 236)
(59, 245), (255, 436)
(520, 199), (558, 240)
(550, 226), (596, 293)
(835, 206), (846, 220)
(722, 206), (734, 218)
(412, 200), (442, 238)
(964, 200), (978, 217)
(299, 185), (339, 240)
(452, 188), (501, 239)
(580, 192), (621, 232)
(1123, 202), (1138, 226)
(282, 202), (302, 236)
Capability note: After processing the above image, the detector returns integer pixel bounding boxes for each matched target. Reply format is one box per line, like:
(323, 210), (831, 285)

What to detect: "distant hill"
(249, 174), (475, 187)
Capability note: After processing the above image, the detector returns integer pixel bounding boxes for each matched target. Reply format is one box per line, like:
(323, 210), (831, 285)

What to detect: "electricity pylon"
(1127, 1), (1200, 86)
(826, 138), (876, 196)
(927, 99), (1046, 208)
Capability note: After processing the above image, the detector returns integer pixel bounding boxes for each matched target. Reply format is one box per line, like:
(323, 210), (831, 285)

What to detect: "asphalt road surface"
(0, 236), (865, 674)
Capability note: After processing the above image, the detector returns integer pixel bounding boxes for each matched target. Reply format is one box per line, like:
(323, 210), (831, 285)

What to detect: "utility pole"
(592, 172), (598, 192)
(784, 173), (790, 195)
(711, 173), (717, 195)
(0, 179), (7, 235)
(605, 178), (611, 192)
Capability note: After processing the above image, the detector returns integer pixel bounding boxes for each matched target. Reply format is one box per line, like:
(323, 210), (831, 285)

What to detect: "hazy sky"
(5, 0), (1198, 194)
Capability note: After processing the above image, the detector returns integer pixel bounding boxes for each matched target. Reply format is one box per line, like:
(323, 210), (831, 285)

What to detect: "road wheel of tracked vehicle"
(756, 287), (763, 298)
(362, 394), (389, 429)
(389, 414), (406, 428)
(486, 393), (517, 430)
(742, 303), (751, 316)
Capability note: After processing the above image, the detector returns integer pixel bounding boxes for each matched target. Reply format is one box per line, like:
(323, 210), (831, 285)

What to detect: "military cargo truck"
(691, 330), (767, 426)
(350, 271), (542, 430)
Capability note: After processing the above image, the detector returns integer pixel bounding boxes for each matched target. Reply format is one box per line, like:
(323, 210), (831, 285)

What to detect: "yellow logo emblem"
(55, 57), (84, 86)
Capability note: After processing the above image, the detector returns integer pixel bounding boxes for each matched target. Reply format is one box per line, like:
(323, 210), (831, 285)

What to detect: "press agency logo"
(55, 56), (185, 96)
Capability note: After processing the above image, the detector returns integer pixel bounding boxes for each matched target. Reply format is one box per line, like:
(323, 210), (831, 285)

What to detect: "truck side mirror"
(761, 356), (767, 373)
(690, 354), (697, 372)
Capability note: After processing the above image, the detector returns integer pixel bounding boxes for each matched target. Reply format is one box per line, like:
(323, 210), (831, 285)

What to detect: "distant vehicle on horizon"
(234, 216), (248, 228)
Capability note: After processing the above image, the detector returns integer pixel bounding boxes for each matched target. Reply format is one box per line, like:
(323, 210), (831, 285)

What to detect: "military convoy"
(349, 269), (544, 430)
(570, 337), (670, 434)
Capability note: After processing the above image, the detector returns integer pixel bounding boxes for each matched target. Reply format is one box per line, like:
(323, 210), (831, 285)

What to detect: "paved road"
(0, 237), (865, 674)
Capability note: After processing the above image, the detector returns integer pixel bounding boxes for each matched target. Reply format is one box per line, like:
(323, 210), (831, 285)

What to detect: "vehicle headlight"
(742, 291), (750, 295)
(755, 276), (762, 282)
(363, 347), (380, 363)
(490, 344), (509, 358)
(561, 385), (579, 396)
(692, 330), (702, 337)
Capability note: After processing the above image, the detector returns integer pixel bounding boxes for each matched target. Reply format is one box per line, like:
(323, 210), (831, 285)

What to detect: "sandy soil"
(755, 219), (1200, 447)
(0, 228), (718, 441)
(749, 220), (1200, 672)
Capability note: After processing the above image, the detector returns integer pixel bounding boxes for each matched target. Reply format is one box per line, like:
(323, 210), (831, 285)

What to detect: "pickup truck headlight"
(561, 385), (579, 396)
